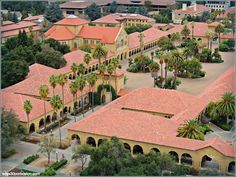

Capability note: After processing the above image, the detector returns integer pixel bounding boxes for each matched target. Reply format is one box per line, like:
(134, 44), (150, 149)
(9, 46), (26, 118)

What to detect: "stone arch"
(71, 134), (81, 144)
(198, 38), (202, 41)
(46, 115), (51, 124)
(201, 155), (219, 169)
(150, 148), (160, 153)
(52, 112), (57, 122)
(29, 123), (35, 133)
(84, 96), (89, 104)
(39, 118), (44, 129)
(124, 143), (131, 152)
(63, 106), (68, 114)
(69, 74), (73, 80)
(86, 137), (96, 147)
(98, 139), (103, 147)
(74, 101), (78, 110)
(101, 94), (106, 104)
(181, 153), (192, 166)
(228, 161), (235, 174)
(169, 151), (179, 162)
(68, 107), (71, 113)
(133, 145), (143, 154)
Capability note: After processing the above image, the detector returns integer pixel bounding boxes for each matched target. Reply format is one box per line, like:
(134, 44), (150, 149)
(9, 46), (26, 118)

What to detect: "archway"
(69, 74), (73, 80)
(133, 145), (143, 154)
(228, 161), (235, 174)
(74, 101), (78, 110)
(124, 143), (131, 152)
(84, 96), (89, 104)
(60, 111), (63, 118)
(169, 151), (179, 162)
(98, 139), (103, 147)
(68, 107), (71, 113)
(181, 153), (192, 166)
(71, 134), (81, 144)
(86, 137), (96, 147)
(201, 155), (219, 169)
(39, 119), (44, 129)
(52, 112), (57, 122)
(63, 107), (68, 114)
(29, 123), (35, 133)
(150, 148), (160, 153)
(101, 95), (106, 104)
(46, 115), (51, 125)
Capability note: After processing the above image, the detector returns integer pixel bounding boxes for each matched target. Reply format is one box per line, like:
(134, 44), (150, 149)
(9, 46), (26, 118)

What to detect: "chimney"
(182, 4), (187, 11)
(194, 3), (197, 11)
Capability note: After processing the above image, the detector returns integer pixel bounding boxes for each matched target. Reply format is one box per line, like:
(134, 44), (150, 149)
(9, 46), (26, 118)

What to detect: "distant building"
(216, 6), (235, 19)
(93, 13), (155, 27)
(2, 20), (15, 26)
(23, 15), (44, 25)
(172, 3), (211, 24)
(205, 0), (231, 10)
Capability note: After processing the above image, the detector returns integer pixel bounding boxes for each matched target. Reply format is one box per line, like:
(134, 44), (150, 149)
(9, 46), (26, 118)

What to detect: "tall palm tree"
(215, 24), (225, 44)
(70, 63), (78, 79)
(49, 75), (57, 95)
(171, 32), (180, 47)
(76, 75), (87, 117)
(39, 85), (49, 130)
(162, 51), (171, 84)
(181, 25), (190, 42)
(57, 74), (68, 118)
(92, 44), (107, 65)
(107, 64), (114, 102)
(86, 72), (98, 112)
(159, 58), (164, 80)
(216, 92), (235, 124)
(98, 64), (106, 104)
(83, 53), (92, 71)
(148, 61), (160, 88)
(69, 81), (78, 122)
(205, 30), (215, 51)
(77, 64), (85, 76)
(23, 100), (33, 133)
(183, 47), (192, 60)
(138, 32), (145, 57)
(177, 120), (204, 140)
(50, 95), (63, 147)
(171, 50), (184, 87)
(111, 58), (119, 94)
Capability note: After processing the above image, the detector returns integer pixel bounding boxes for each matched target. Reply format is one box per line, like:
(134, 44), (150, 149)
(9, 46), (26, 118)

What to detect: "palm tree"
(49, 75), (57, 95)
(111, 58), (119, 94)
(159, 58), (164, 80)
(183, 47), (192, 60)
(70, 63), (78, 79)
(98, 64), (106, 104)
(138, 32), (145, 57)
(76, 75), (87, 117)
(39, 85), (49, 130)
(86, 72), (98, 112)
(171, 50), (184, 87)
(107, 64), (114, 102)
(181, 25), (190, 42)
(206, 30), (215, 51)
(23, 100), (33, 133)
(83, 53), (92, 70)
(148, 61), (160, 88)
(50, 95), (63, 147)
(92, 44), (107, 65)
(77, 64), (85, 76)
(215, 24), (224, 44)
(57, 74), (68, 118)
(69, 81), (78, 122)
(216, 92), (235, 124)
(177, 120), (204, 140)
(162, 51), (171, 83)
(171, 32), (180, 47)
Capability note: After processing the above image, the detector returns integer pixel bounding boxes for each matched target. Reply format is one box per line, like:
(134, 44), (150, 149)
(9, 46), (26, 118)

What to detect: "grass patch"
(2, 149), (16, 159)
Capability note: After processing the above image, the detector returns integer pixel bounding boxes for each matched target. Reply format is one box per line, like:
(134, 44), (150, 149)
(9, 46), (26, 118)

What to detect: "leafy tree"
(128, 7), (136, 13)
(69, 81), (78, 122)
(21, 10), (28, 20)
(76, 75), (87, 117)
(44, 38), (70, 54)
(70, 63), (78, 79)
(92, 44), (107, 65)
(4, 37), (18, 50)
(77, 64), (85, 76)
(45, 2), (64, 23)
(79, 44), (92, 53)
(109, 1), (118, 13)
(1, 109), (26, 156)
(85, 3), (101, 21)
(170, 50), (184, 86)
(18, 30), (33, 46)
(215, 24), (225, 43)
(1, 45), (9, 57)
(125, 25), (151, 34)
(23, 100), (33, 133)
(72, 144), (93, 170)
(83, 53), (92, 68)
(12, 12), (18, 23)
(86, 72), (98, 112)
(136, 6), (148, 16)
(35, 45), (66, 69)
(180, 58), (205, 78)
(177, 120), (204, 140)
(181, 25), (191, 41)
(1, 60), (29, 88)
(107, 64), (114, 102)
(163, 76), (181, 89)
(157, 36), (174, 51)
(57, 74), (68, 119)
(39, 85), (50, 130)
(38, 133), (57, 165)
(110, 58), (119, 93)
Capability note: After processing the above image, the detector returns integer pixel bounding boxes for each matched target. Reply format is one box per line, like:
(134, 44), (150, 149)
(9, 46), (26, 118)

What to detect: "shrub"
(2, 149), (16, 159)
(21, 169), (38, 174)
(50, 159), (68, 171)
(23, 154), (39, 164)
(94, 84), (117, 105)
(127, 63), (139, 73)
(40, 167), (56, 176)
(199, 124), (212, 134)
(163, 77), (181, 89)
(219, 43), (229, 52)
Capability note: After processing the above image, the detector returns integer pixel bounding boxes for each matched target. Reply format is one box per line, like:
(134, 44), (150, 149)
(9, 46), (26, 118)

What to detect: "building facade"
(205, 0), (231, 10)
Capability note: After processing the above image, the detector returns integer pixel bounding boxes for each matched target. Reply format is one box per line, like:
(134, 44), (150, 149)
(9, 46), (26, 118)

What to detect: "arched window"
(169, 151), (179, 162)
(124, 143), (131, 152)
(39, 119), (44, 129)
(98, 139), (103, 147)
(201, 155), (219, 169)
(228, 161), (235, 174)
(150, 148), (160, 153)
(86, 137), (96, 147)
(71, 134), (81, 144)
(29, 123), (35, 133)
(46, 115), (51, 125)
(133, 145), (143, 154)
(181, 153), (192, 165)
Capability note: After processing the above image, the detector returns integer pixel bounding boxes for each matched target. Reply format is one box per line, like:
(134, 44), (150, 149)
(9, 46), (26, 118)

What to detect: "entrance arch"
(63, 107), (68, 114)
(150, 148), (160, 153)
(39, 119), (44, 129)
(169, 151), (179, 162)
(124, 143), (131, 152)
(201, 155), (219, 169)
(52, 112), (57, 122)
(46, 115), (51, 125)
(98, 139), (103, 147)
(133, 145), (143, 154)
(181, 153), (192, 166)
(228, 161), (235, 174)
(29, 123), (35, 133)
(101, 95), (106, 104)
(86, 137), (96, 147)
(71, 134), (81, 144)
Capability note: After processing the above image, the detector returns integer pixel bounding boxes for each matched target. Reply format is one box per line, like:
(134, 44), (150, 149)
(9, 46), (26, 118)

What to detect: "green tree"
(18, 30), (33, 46)
(69, 81), (78, 122)
(39, 85), (50, 130)
(49, 75), (58, 95)
(38, 133), (57, 165)
(157, 36), (173, 51)
(77, 64), (85, 76)
(76, 75), (87, 117)
(98, 64), (106, 97)
(181, 25), (191, 41)
(136, 6), (148, 16)
(12, 12), (18, 23)
(177, 120), (204, 140)
(128, 7), (136, 13)
(4, 36), (18, 50)
(83, 53), (92, 68)
(44, 38), (70, 54)
(109, 1), (118, 13)
(111, 58), (119, 94)
(92, 44), (107, 65)
(1, 109), (26, 156)
(49, 95), (63, 147)
(86, 72), (98, 112)
(70, 63), (78, 79)
(215, 24), (225, 44)
(21, 10), (28, 20)
(171, 32), (181, 47)
(1, 60), (29, 88)
(170, 50), (184, 86)
(23, 100), (33, 133)
(45, 2), (63, 23)
(57, 74), (68, 119)
(85, 3), (101, 21)
(107, 64), (114, 102)
(206, 30), (216, 51)
(35, 45), (67, 69)
(79, 44), (91, 53)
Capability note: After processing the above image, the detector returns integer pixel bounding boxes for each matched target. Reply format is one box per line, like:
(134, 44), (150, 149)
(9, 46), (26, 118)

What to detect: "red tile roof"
(93, 13), (155, 24)
(77, 26), (121, 44)
(45, 26), (75, 41)
(2, 21), (14, 26)
(208, 21), (222, 27)
(222, 33), (235, 39)
(118, 88), (132, 97)
(55, 17), (88, 26)
(27, 63), (58, 78)
(23, 15), (44, 21)
(216, 7), (235, 19)
(0, 21), (39, 32)
(174, 4), (211, 15)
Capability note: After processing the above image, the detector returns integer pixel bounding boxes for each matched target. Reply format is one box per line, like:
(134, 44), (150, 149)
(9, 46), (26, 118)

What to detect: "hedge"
(40, 167), (56, 176)
(50, 159), (68, 171)
(94, 84), (117, 105)
(23, 154), (39, 164)
(2, 149), (16, 159)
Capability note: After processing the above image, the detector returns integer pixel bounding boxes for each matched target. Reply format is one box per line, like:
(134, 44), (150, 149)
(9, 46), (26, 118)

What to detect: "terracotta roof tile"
(222, 33), (235, 39)
(174, 4), (211, 15)
(0, 21), (38, 32)
(2, 21), (15, 26)
(45, 26), (75, 41)
(55, 17), (88, 26)
(27, 63), (58, 78)
(23, 15), (44, 21)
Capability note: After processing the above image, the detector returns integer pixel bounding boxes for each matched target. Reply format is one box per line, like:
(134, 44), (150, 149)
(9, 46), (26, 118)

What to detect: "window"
(66, 10), (75, 14)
